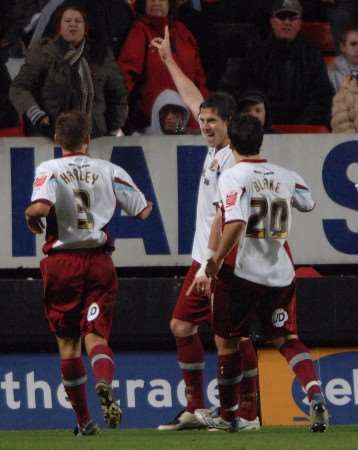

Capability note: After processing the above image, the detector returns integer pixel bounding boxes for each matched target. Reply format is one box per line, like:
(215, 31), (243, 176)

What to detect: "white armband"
(195, 263), (207, 279)
(195, 249), (216, 279)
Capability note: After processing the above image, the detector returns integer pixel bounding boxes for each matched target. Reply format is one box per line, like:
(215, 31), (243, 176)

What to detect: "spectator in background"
(30, 0), (134, 58)
(328, 24), (358, 93)
(10, 5), (127, 138)
(141, 89), (192, 135)
(331, 71), (358, 132)
(219, 0), (334, 126)
(118, 0), (207, 134)
(236, 89), (275, 134)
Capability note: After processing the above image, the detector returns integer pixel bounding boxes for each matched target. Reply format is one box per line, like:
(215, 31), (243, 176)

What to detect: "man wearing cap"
(219, 0), (334, 126)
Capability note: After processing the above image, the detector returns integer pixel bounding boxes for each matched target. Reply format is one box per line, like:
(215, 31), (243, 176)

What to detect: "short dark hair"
(55, 111), (90, 151)
(340, 23), (358, 44)
(199, 92), (237, 122)
(228, 115), (263, 156)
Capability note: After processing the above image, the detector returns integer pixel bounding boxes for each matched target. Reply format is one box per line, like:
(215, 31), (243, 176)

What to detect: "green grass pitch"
(1, 427), (357, 450)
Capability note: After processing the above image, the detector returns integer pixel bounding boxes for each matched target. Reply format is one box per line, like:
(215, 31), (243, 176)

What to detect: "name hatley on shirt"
(59, 166), (99, 185)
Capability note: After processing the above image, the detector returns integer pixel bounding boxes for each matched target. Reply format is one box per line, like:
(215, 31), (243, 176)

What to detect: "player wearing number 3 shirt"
(25, 111), (152, 436)
(194, 115), (329, 433)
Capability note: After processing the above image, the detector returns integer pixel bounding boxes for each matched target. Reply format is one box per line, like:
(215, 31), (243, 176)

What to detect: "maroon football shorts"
(212, 265), (297, 339)
(172, 260), (211, 324)
(40, 249), (118, 339)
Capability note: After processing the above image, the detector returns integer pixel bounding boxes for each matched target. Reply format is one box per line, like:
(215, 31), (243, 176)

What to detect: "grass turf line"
(0, 426), (357, 450)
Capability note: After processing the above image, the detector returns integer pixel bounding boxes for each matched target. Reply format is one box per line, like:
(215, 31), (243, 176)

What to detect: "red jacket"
(118, 15), (207, 130)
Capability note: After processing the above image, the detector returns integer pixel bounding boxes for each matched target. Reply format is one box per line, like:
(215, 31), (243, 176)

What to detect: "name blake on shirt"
(254, 177), (280, 193)
(59, 168), (99, 185)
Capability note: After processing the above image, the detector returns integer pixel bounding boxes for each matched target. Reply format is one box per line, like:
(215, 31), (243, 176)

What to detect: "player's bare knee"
(170, 318), (197, 337)
(56, 336), (81, 359)
(215, 334), (238, 355)
(84, 332), (107, 354)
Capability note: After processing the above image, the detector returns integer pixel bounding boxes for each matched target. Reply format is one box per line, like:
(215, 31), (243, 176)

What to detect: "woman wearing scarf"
(10, 5), (128, 138)
(118, 0), (207, 134)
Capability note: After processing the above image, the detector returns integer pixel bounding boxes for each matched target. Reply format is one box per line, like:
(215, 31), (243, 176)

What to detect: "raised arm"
(151, 26), (204, 120)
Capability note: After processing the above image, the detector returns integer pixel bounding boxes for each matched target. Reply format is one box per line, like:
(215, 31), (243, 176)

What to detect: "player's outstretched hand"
(25, 214), (45, 234)
(150, 25), (172, 63)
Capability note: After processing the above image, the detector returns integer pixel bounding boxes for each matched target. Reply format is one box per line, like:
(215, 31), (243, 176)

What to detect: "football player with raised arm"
(25, 111), (152, 435)
(151, 27), (260, 431)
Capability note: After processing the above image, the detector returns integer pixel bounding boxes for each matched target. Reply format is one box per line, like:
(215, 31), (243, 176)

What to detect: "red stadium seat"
(272, 124), (330, 133)
(300, 21), (335, 53)
(0, 116), (25, 137)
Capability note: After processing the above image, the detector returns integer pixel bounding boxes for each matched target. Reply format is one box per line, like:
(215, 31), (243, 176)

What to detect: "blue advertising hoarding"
(0, 352), (218, 430)
(0, 134), (357, 267)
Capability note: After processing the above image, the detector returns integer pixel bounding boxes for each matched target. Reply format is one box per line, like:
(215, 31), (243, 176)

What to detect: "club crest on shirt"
(87, 303), (100, 322)
(33, 175), (47, 187)
(203, 159), (220, 185)
(225, 191), (238, 207)
(209, 159), (220, 172)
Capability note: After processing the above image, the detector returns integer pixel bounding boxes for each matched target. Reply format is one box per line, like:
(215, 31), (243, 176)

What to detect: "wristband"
(195, 262), (207, 279)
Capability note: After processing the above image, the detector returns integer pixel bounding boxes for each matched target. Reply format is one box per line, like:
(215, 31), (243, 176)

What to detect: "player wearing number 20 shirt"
(198, 116), (328, 433)
(214, 141), (315, 339)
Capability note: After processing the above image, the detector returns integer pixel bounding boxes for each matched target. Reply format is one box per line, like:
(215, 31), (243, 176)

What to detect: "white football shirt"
(218, 158), (315, 287)
(31, 153), (148, 253)
(191, 145), (235, 264)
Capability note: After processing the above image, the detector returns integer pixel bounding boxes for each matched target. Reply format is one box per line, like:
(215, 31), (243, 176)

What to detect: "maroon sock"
(89, 344), (115, 385)
(176, 335), (205, 413)
(239, 339), (258, 420)
(61, 357), (90, 427)
(279, 339), (321, 401)
(217, 352), (241, 422)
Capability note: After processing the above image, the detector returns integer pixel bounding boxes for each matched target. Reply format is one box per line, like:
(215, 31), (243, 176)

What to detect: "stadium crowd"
(1, 0), (358, 135)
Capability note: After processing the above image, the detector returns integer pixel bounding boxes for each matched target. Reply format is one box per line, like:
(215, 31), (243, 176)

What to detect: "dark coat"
(219, 35), (334, 125)
(10, 36), (128, 137)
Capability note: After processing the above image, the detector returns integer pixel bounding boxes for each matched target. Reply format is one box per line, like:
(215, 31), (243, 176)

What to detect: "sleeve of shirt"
(214, 150), (235, 206)
(213, 187), (221, 206)
(31, 162), (57, 205)
(291, 171), (315, 212)
(219, 171), (248, 223)
(112, 165), (148, 216)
